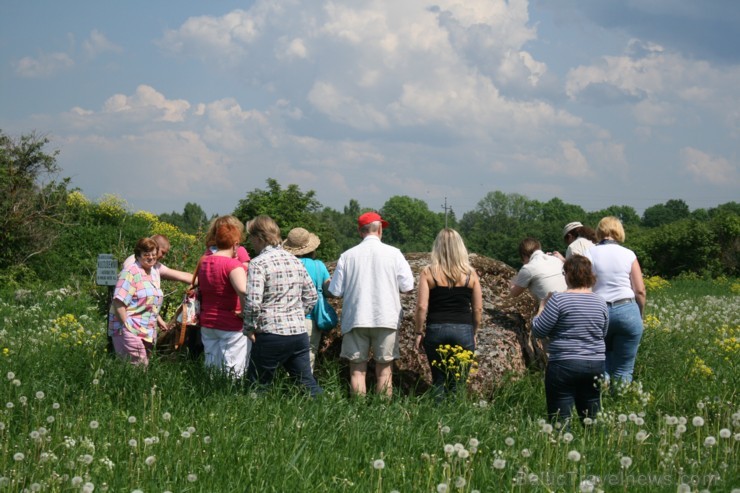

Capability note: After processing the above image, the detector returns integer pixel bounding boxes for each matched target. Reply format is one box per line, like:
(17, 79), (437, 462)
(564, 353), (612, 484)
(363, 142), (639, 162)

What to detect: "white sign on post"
(96, 254), (119, 286)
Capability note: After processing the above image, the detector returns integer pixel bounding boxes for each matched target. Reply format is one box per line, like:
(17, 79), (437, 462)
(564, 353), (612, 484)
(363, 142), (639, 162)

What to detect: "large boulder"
(318, 252), (544, 396)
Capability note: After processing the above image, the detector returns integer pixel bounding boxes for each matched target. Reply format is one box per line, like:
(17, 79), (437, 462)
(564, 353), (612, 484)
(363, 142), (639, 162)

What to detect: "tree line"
(2, 130), (738, 288)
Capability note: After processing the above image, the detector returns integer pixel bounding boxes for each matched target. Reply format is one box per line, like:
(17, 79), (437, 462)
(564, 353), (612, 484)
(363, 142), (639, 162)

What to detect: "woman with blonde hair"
(585, 216), (646, 385)
(414, 228), (482, 397)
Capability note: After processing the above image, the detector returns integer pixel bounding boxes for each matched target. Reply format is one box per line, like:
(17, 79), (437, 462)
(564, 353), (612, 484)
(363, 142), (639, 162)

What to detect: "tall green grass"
(1, 280), (738, 492)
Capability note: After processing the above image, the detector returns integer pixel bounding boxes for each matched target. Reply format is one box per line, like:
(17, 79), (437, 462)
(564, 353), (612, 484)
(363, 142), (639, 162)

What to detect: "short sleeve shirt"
(513, 250), (567, 302)
(108, 262), (164, 342)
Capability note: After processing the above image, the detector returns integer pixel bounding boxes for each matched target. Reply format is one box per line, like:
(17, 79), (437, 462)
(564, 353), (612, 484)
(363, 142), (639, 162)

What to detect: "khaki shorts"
(340, 327), (399, 363)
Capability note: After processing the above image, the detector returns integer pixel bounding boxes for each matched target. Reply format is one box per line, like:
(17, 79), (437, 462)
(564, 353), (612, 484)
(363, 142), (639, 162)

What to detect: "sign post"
(97, 254), (119, 353)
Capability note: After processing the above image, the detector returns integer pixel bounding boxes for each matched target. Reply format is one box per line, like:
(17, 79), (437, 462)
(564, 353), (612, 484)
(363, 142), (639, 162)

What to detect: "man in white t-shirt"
(510, 237), (567, 302)
(327, 212), (414, 397)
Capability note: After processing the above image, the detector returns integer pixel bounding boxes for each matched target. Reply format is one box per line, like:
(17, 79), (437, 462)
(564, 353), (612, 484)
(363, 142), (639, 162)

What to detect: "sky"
(1, 0), (738, 218)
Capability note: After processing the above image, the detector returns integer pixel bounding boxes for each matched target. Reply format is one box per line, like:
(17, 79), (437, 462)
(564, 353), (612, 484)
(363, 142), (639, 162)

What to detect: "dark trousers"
(545, 359), (604, 423)
(422, 323), (476, 397)
(247, 332), (323, 397)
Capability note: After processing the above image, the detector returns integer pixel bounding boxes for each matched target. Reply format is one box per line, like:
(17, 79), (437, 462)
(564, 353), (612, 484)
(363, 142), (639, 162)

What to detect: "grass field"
(0, 278), (738, 492)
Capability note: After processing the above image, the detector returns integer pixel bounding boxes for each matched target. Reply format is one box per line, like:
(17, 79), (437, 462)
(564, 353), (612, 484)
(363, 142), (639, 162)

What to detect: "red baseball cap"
(358, 211), (389, 229)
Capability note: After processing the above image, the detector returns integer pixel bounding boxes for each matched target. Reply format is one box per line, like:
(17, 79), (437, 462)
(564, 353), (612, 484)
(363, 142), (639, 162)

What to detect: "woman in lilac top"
(198, 221), (249, 378)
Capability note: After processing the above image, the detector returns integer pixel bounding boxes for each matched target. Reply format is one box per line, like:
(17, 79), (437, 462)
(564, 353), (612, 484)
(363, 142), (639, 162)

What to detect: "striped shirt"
(243, 245), (317, 336)
(532, 292), (609, 361)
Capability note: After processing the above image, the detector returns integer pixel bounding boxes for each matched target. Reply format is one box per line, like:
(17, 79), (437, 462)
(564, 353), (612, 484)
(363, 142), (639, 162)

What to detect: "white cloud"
(14, 52), (74, 78)
(513, 140), (591, 177)
(82, 29), (123, 59)
(681, 147), (738, 186)
(102, 85), (190, 122)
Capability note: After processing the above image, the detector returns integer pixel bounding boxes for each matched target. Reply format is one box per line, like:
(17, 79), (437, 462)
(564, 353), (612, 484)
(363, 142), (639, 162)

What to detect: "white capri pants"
(200, 327), (251, 378)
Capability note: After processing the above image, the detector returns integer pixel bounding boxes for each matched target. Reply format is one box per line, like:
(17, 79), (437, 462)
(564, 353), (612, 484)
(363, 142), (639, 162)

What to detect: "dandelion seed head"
(437, 483), (448, 493)
(636, 430), (648, 442)
(89, 420), (99, 429)
(719, 428), (731, 438)
(81, 482), (95, 493)
(6, 372), (14, 380)
(493, 458), (506, 469)
(35, 391), (44, 400)
(443, 444), (454, 454)
(181, 431), (191, 439)
(127, 416), (136, 424)
(567, 450), (581, 462)
(620, 456), (632, 468)
(454, 477), (466, 488)
(457, 449), (469, 459)
(162, 412), (171, 421)
(71, 476), (83, 486)
(204, 436), (212, 444)
(187, 426), (196, 434)
(521, 448), (531, 458)
(469, 438), (479, 447)
(562, 432), (574, 444)
(128, 439), (137, 447)
(145, 455), (156, 466)
(13, 452), (24, 461)
(579, 479), (595, 492)
(505, 436), (515, 446)
(704, 436), (716, 447)
(441, 425), (450, 434)
(618, 414), (628, 423)
(373, 459), (385, 470)
(187, 474), (197, 483)
(692, 416), (705, 427)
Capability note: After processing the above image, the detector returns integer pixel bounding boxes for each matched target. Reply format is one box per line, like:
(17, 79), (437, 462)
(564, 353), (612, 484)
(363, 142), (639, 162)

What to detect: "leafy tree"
(233, 178), (339, 260)
(586, 205), (640, 226)
(642, 199), (690, 228)
(0, 130), (71, 269)
(380, 195), (448, 252)
(159, 202), (209, 234)
(460, 191), (543, 266)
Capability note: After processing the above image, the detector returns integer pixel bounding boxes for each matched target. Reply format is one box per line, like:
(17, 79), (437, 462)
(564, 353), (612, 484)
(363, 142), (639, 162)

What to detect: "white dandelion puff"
(493, 458), (506, 469)
(620, 456), (632, 468)
(692, 416), (705, 427)
(567, 450), (581, 462)
(373, 459), (385, 470)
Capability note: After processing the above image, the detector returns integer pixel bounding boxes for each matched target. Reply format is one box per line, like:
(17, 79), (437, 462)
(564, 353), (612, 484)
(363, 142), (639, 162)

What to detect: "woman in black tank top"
(414, 229), (482, 399)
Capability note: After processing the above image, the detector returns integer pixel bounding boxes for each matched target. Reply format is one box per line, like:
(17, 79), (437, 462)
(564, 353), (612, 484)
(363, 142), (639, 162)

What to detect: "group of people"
(107, 211), (646, 420)
(512, 218), (646, 424)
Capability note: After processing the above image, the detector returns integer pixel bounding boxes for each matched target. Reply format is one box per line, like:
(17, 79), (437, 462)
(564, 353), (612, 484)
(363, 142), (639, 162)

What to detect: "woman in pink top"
(198, 222), (249, 377)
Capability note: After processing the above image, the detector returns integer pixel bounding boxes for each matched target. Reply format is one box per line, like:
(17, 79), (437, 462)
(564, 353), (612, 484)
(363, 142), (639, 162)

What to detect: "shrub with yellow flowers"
(431, 344), (479, 386)
(644, 275), (670, 293)
(50, 314), (102, 353)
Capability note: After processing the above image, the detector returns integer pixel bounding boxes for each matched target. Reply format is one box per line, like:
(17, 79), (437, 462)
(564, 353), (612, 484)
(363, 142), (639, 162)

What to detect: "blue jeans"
(422, 323), (475, 398)
(247, 333), (323, 397)
(605, 302), (643, 384)
(545, 359), (604, 423)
